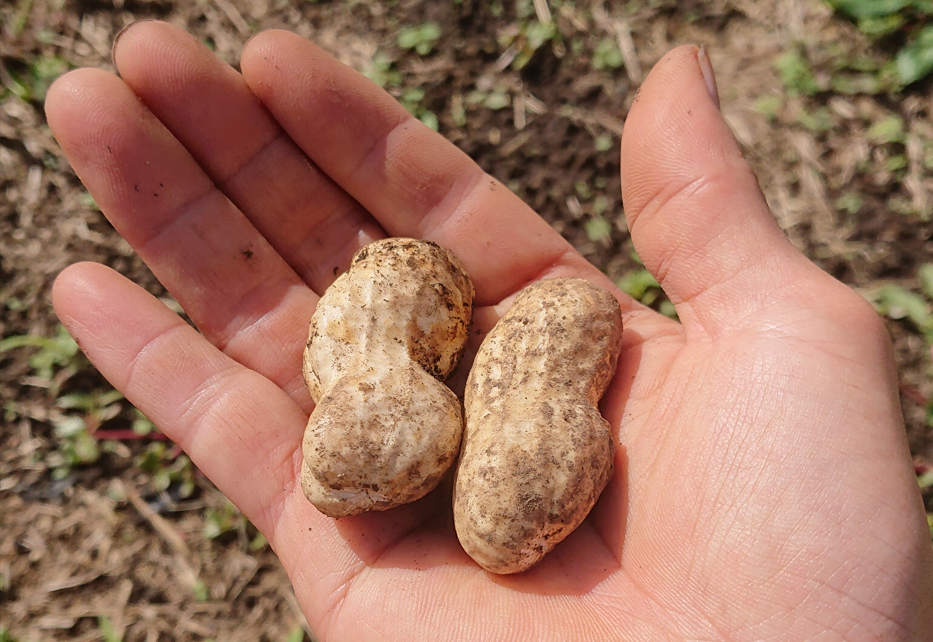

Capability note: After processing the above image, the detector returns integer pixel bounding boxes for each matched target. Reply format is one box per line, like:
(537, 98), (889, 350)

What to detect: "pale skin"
(45, 21), (932, 641)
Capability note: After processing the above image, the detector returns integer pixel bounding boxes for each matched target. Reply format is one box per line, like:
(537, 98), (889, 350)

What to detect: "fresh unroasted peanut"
(454, 277), (623, 574)
(301, 238), (474, 517)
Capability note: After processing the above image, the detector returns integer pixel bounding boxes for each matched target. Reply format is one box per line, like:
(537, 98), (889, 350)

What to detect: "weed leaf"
(897, 25), (933, 85)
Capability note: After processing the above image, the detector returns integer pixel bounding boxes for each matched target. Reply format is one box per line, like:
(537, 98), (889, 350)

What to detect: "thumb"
(620, 46), (810, 334)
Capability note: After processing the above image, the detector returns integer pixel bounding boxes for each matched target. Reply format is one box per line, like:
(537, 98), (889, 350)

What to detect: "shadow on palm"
(329, 469), (623, 597)
(321, 322), (663, 598)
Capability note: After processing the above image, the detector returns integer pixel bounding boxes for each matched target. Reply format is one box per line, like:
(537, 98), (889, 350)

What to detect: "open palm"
(47, 22), (932, 641)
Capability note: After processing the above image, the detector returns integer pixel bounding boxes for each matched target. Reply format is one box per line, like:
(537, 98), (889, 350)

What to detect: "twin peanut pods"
(301, 238), (623, 574)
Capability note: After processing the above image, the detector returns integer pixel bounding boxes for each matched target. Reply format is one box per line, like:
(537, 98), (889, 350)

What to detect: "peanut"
(301, 238), (473, 517)
(454, 277), (623, 573)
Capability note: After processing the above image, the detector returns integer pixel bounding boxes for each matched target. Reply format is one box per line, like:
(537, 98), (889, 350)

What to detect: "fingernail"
(111, 19), (152, 71)
(697, 46), (721, 111)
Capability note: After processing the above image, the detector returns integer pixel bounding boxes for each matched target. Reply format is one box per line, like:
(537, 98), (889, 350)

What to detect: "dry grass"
(2, 0), (933, 640)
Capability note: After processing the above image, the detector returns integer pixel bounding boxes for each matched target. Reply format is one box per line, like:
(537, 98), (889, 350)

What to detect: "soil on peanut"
(2, 1), (932, 640)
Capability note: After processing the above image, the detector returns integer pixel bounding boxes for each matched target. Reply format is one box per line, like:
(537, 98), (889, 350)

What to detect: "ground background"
(2, 0), (933, 640)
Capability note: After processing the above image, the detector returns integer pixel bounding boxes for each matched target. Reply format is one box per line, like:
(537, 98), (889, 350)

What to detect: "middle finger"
(112, 20), (386, 292)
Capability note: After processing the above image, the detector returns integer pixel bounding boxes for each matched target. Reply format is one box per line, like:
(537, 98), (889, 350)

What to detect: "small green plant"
(592, 37), (624, 70)
(30, 55), (68, 99)
(617, 268), (660, 301)
(574, 180), (592, 200)
(795, 106), (835, 132)
(135, 442), (196, 498)
(451, 97), (467, 127)
(0, 625), (17, 642)
(897, 24), (933, 84)
(398, 87), (439, 131)
(834, 191), (864, 214)
(496, 19), (558, 70)
(362, 52), (401, 88)
(616, 268), (677, 319)
(2, 324), (162, 478)
(132, 408), (157, 435)
(57, 388), (124, 417)
(3, 54), (70, 102)
(0, 324), (85, 385)
(516, 0), (535, 19)
(48, 389), (124, 479)
(250, 532), (268, 551)
(868, 265), (933, 352)
(397, 22), (442, 56)
(775, 48), (822, 96)
(465, 86), (510, 111)
(828, 0), (933, 85)
(1, 325), (109, 478)
(513, 21), (557, 69)
(484, 90), (510, 110)
(202, 501), (244, 540)
(10, 0), (32, 36)
(829, 56), (887, 94)
(49, 414), (100, 479)
(870, 282), (933, 338)
(78, 191), (99, 210)
(97, 616), (122, 642)
(886, 154), (909, 171)
(867, 114), (906, 144)
(593, 195), (610, 215)
(202, 500), (268, 550)
(594, 134), (613, 153)
(828, 0), (915, 37)
(918, 465), (933, 490)
(754, 95), (783, 122)
(584, 216), (612, 243)
(571, 35), (585, 56)
(284, 626), (306, 642)
(191, 579), (210, 602)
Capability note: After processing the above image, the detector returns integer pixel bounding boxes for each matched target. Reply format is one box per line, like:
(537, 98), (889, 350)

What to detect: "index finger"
(239, 30), (611, 306)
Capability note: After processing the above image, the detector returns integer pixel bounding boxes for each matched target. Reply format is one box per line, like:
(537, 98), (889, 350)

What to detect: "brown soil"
(2, 1), (932, 640)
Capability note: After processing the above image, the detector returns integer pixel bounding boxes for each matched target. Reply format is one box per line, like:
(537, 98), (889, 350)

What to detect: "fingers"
(240, 30), (604, 306)
(45, 68), (315, 404)
(52, 263), (440, 597)
(112, 21), (383, 291)
(51, 262), (306, 535)
(620, 46), (813, 334)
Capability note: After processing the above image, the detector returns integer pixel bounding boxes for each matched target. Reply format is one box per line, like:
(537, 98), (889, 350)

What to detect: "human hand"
(46, 22), (933, 640)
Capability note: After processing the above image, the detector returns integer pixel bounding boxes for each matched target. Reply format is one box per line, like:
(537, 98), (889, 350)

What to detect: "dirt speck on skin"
(3, 0), (933, 638)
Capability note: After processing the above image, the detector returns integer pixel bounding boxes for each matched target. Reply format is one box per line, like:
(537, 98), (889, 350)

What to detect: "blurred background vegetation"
(2, 0), (933, 640)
